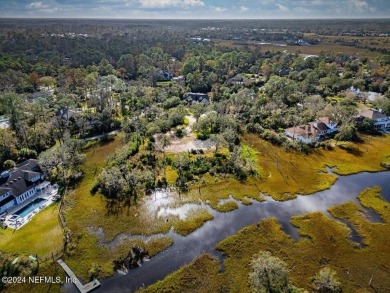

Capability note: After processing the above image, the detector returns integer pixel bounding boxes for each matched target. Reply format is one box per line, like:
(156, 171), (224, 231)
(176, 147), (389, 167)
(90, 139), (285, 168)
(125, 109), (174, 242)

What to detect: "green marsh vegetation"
(142, 187), (390, 292)
(60, 131), (389, 280)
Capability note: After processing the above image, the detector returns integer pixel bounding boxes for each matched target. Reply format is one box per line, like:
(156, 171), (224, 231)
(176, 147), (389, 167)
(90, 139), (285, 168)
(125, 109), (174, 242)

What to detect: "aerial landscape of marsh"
(0, 1), (390, 292)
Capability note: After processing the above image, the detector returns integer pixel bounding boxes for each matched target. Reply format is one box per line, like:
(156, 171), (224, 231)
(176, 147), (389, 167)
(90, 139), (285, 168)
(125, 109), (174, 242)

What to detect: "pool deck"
(58, 259), (101, 293)
(3, 184), (59, 230)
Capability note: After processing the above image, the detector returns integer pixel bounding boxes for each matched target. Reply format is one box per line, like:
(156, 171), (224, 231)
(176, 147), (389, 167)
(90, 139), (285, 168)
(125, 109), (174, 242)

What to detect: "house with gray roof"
(0, 159), (45, 214)
(186, 93), (209, 105)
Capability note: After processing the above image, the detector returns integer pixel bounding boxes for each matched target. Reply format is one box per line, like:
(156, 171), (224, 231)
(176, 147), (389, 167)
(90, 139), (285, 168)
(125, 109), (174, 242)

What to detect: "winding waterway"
(64, 170), (390, 293)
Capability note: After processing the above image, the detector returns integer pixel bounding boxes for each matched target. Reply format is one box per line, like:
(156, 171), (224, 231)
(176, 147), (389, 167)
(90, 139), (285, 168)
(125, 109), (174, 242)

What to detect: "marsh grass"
(238, 134), (389, 200)
(186, 176), (265, 209)
(62, 136), (215, 279)
(142, 187), (390, 292)
(44, 133), (389, 281)
(146, 237), (174, 256)
(173, 209), (214, 236)
(216, 201), (239, 212)
(138, 254), (225, 293)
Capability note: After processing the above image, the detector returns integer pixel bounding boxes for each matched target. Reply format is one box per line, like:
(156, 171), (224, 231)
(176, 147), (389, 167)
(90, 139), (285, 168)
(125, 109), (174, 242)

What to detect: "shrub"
(249, 251), (291, 293)
(19, 148), (37, 160)
(313, 267), (342, 293)
(3, 160), (16, 169)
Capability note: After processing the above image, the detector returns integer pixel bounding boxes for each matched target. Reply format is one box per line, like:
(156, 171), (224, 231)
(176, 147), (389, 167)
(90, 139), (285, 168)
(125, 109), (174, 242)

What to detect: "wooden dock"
(58, 259), (101, 293)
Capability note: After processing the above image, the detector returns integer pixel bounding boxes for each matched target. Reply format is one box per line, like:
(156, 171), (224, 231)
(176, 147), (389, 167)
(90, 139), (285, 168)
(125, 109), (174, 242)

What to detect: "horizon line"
(1, 17), (390, 21)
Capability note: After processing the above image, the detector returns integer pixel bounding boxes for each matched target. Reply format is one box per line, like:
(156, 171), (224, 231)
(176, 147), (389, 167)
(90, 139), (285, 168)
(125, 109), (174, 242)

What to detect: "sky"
(0, 0), (389, 19)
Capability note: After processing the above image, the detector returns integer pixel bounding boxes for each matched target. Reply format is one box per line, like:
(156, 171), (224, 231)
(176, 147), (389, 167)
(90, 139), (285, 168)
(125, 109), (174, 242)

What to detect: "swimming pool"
(15, 198), (47, 218)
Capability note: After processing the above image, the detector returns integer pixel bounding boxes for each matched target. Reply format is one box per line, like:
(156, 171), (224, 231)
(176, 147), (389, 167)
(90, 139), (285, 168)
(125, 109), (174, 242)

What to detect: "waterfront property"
(358, 108), (390, 132)
(285, 117), (338, 144)
(0, 159), (58, 229)
(0, 159), (45, 214)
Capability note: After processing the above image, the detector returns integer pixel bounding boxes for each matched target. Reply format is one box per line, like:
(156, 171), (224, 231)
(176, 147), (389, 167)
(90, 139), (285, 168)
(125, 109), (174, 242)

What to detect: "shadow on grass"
(105, 196), (138, 217)
(105, 199), (123, 217)
(338, 145), (364, 157)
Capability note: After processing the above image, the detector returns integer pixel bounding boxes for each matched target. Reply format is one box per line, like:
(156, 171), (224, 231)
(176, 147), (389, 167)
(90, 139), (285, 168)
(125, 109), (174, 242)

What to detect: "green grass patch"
(240, 197), (253, 205)
(186, 175), (264, 209)
(0, 203), (63, 258)
(138, 253), (224, 293)
(146, 237), (174, 257)
(358, 186), (390, 222)
(173, 209), (214, 236)
(216, 201), (239, 212)
(156, 81), (173, 86)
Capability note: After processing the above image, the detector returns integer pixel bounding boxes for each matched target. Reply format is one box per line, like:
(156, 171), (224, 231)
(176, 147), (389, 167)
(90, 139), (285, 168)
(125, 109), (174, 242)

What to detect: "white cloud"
(138, 0), (205, 8)
(28, 2), (49, 9)
(211, 6), (227, 12)
(276, 3), (289, 12)
(39, 8), (59, 13)
(350, 0), (376, 12)
(239, 5), (249, 12)
(350, 0), (369, 9)
(26, 1), (60, 14)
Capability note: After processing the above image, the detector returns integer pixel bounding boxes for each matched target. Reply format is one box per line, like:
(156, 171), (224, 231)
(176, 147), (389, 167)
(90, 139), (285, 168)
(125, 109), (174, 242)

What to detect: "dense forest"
(1, 20), (389, 176)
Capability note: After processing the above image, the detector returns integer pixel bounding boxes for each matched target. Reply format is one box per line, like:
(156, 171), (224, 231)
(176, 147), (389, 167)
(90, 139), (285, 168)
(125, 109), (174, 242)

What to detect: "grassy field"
(0, 203), (63, 258)
(304, 33), (390, 52)
(1, 203), (65, 293)
(142, 187), (390, 292)
(215, 39), (387, 59)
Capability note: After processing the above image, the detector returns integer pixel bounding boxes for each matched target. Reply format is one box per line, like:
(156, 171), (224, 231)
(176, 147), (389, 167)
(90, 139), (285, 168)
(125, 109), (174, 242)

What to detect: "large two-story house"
(285, 117), (338, 144)
(358, 109), (390, 132)
(0, 159), (45, 214)
(186, 93), (210, 105)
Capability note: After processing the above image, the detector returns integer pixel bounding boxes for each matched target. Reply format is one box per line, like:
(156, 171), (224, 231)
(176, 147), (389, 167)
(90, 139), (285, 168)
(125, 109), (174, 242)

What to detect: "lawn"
(0, 203), (63, 258)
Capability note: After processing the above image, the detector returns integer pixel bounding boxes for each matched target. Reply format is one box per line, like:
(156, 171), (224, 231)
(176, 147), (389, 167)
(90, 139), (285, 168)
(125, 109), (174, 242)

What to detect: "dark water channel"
(64, 170), (390, 293)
